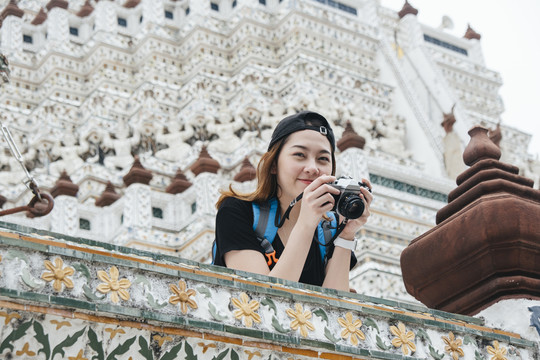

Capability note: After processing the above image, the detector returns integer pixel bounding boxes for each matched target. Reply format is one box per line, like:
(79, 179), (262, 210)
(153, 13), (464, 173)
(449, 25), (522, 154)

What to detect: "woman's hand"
(338, 178), (373, 240)
(298, 175), (340, 226)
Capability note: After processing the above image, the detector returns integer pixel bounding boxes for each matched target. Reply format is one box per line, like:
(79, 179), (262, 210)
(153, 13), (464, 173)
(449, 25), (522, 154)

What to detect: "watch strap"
(334, 237), (357, 251)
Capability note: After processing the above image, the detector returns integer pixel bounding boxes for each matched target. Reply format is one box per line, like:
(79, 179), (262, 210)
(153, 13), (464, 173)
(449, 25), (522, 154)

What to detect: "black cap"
(268, 111), (335, 151)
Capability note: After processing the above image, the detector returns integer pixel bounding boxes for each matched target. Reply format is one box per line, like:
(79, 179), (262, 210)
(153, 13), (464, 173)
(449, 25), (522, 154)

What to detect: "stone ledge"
(0, 224), (537, 359)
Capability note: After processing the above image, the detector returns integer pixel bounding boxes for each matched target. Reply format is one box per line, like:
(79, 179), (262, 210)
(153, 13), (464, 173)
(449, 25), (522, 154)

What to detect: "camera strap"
(275, 192), (348, 246)
(274, 192), (303, 228)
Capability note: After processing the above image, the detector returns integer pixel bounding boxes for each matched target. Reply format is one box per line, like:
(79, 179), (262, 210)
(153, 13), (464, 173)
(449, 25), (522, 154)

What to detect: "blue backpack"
(212, 198), (338, 267)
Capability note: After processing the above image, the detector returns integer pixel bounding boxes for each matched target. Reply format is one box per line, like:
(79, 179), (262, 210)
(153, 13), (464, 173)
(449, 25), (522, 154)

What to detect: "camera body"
(328, 177), (371, 219)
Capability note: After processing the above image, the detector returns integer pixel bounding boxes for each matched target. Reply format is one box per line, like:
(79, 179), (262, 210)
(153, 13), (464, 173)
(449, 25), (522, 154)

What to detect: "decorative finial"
(51, 170), (79, 198)
(77, 0), (94, 17)
(464, 24), (481, 40)
(166, 169), (193, 194)
(190, 146), (220, 176)
(123, 156), (153, 187)
(337, 121), (365, 151)
(234, 157), (257, 183)
(0, 0), (24, 20)
(95, 181), (121, 207)
(398, 0), (418, 19)
(123, 0), (141, 8)
(31, 8), (48, 25)
(462, 126), (501, 166)
(441, 105), (456, 134)
(46, 0), (69, 11)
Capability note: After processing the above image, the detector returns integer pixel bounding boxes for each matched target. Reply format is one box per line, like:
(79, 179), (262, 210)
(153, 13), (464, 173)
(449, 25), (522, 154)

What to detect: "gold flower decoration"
(231, 292), (261, 327)
(68, 349), (88, 360)
(169, 280), (197, 314)
(286, 303), (315, 338)
(390, 322), (416, 355)
(442, 332), (464, 360)
(96, 266), (131, 303)
(487, 340), (508, 360)
(41, 257), (74, 292)
(337, 312), (365, 346)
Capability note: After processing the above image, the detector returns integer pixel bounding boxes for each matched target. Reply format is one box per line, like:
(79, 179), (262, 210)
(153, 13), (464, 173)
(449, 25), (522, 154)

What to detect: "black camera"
(329, 177), (371, 219)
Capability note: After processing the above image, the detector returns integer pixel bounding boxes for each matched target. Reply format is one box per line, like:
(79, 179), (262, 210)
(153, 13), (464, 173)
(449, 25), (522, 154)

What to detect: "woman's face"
(275, 130), (333, 202)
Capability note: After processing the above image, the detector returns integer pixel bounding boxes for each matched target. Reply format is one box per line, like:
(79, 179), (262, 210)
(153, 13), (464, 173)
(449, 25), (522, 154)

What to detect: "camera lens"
(337, 194), (365, 219)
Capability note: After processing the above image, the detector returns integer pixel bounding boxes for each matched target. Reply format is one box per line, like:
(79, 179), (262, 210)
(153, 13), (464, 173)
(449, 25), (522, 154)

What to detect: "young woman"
(213, 111), (373, 291)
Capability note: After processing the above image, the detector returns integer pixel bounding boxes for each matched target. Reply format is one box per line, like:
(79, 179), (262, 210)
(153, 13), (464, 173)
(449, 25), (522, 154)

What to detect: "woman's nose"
(304, 161), (320, 175)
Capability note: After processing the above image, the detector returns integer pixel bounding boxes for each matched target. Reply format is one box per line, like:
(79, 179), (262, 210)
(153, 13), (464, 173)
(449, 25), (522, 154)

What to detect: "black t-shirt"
(213, 197), (357, 287)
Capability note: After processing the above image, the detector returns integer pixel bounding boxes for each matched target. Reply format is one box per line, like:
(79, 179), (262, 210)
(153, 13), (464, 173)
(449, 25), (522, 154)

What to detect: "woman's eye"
(318, 157), (330, 162)
(293, 153), (305, 158)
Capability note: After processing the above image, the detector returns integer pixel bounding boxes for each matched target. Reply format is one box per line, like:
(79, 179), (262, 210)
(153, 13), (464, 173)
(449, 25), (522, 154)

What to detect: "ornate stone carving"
(46, 6), (70, 46)
(50, 195), (79, 235)
(122, 183), (152, 229)
(102, 120), (141, 171)
(1, 15), (23, 53)
(374, 115), (411, 158)
(206, 104), (244, 154)
(49, 128), (88, 177)
(154, 120), (193, 163)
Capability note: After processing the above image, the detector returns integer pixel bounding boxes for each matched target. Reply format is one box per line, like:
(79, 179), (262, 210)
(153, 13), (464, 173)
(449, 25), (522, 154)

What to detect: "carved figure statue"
(49, 129), (89, 176)
(102, 119), (140, 171)
(343, 100), (376, 147)
(207, 105), (244, 154)
(374, 115), (411, 158)
(139, 89), (164, 123)
(155, 120), (194, 162)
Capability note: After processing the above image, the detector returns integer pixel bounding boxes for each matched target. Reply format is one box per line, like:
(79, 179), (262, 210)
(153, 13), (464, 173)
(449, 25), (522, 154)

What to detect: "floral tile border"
(0, 228), (537, 359)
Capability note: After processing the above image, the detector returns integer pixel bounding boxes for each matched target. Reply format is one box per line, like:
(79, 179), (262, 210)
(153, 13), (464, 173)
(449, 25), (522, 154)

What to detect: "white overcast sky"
(380, 0), (540, 158)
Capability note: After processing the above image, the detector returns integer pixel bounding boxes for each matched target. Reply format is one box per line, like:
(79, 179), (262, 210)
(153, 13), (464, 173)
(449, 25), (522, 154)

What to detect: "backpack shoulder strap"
(316, 212), (338, 263)
(252, 198), (279, 242)
(252, 198), (280, 266)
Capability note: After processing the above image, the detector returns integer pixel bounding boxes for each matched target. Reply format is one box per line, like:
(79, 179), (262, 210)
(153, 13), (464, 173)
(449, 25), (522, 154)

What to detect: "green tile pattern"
(370, 174), (448, 202)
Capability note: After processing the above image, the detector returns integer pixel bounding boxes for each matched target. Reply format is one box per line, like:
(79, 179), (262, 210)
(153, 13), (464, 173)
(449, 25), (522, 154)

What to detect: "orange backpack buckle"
(265, 251), (278, 266)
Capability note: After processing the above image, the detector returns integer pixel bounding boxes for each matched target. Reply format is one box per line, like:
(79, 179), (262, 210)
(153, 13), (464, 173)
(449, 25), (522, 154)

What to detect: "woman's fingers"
(303, 176), (339, 207)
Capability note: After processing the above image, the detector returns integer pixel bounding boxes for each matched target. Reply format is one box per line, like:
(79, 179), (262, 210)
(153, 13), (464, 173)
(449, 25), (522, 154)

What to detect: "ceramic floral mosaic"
(0, 227), (536, 359)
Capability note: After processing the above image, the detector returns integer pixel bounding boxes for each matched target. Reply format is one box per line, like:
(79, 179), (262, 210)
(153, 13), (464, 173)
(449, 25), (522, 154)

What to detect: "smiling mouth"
(298, 179), (313, 184)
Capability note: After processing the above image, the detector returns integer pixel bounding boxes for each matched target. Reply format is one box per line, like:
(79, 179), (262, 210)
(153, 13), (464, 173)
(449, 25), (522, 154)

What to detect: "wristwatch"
(334, 237), (357, 251)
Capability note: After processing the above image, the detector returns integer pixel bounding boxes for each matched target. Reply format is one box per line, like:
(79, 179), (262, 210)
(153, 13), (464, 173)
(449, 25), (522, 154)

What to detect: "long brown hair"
(216, 136), (336, 209)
